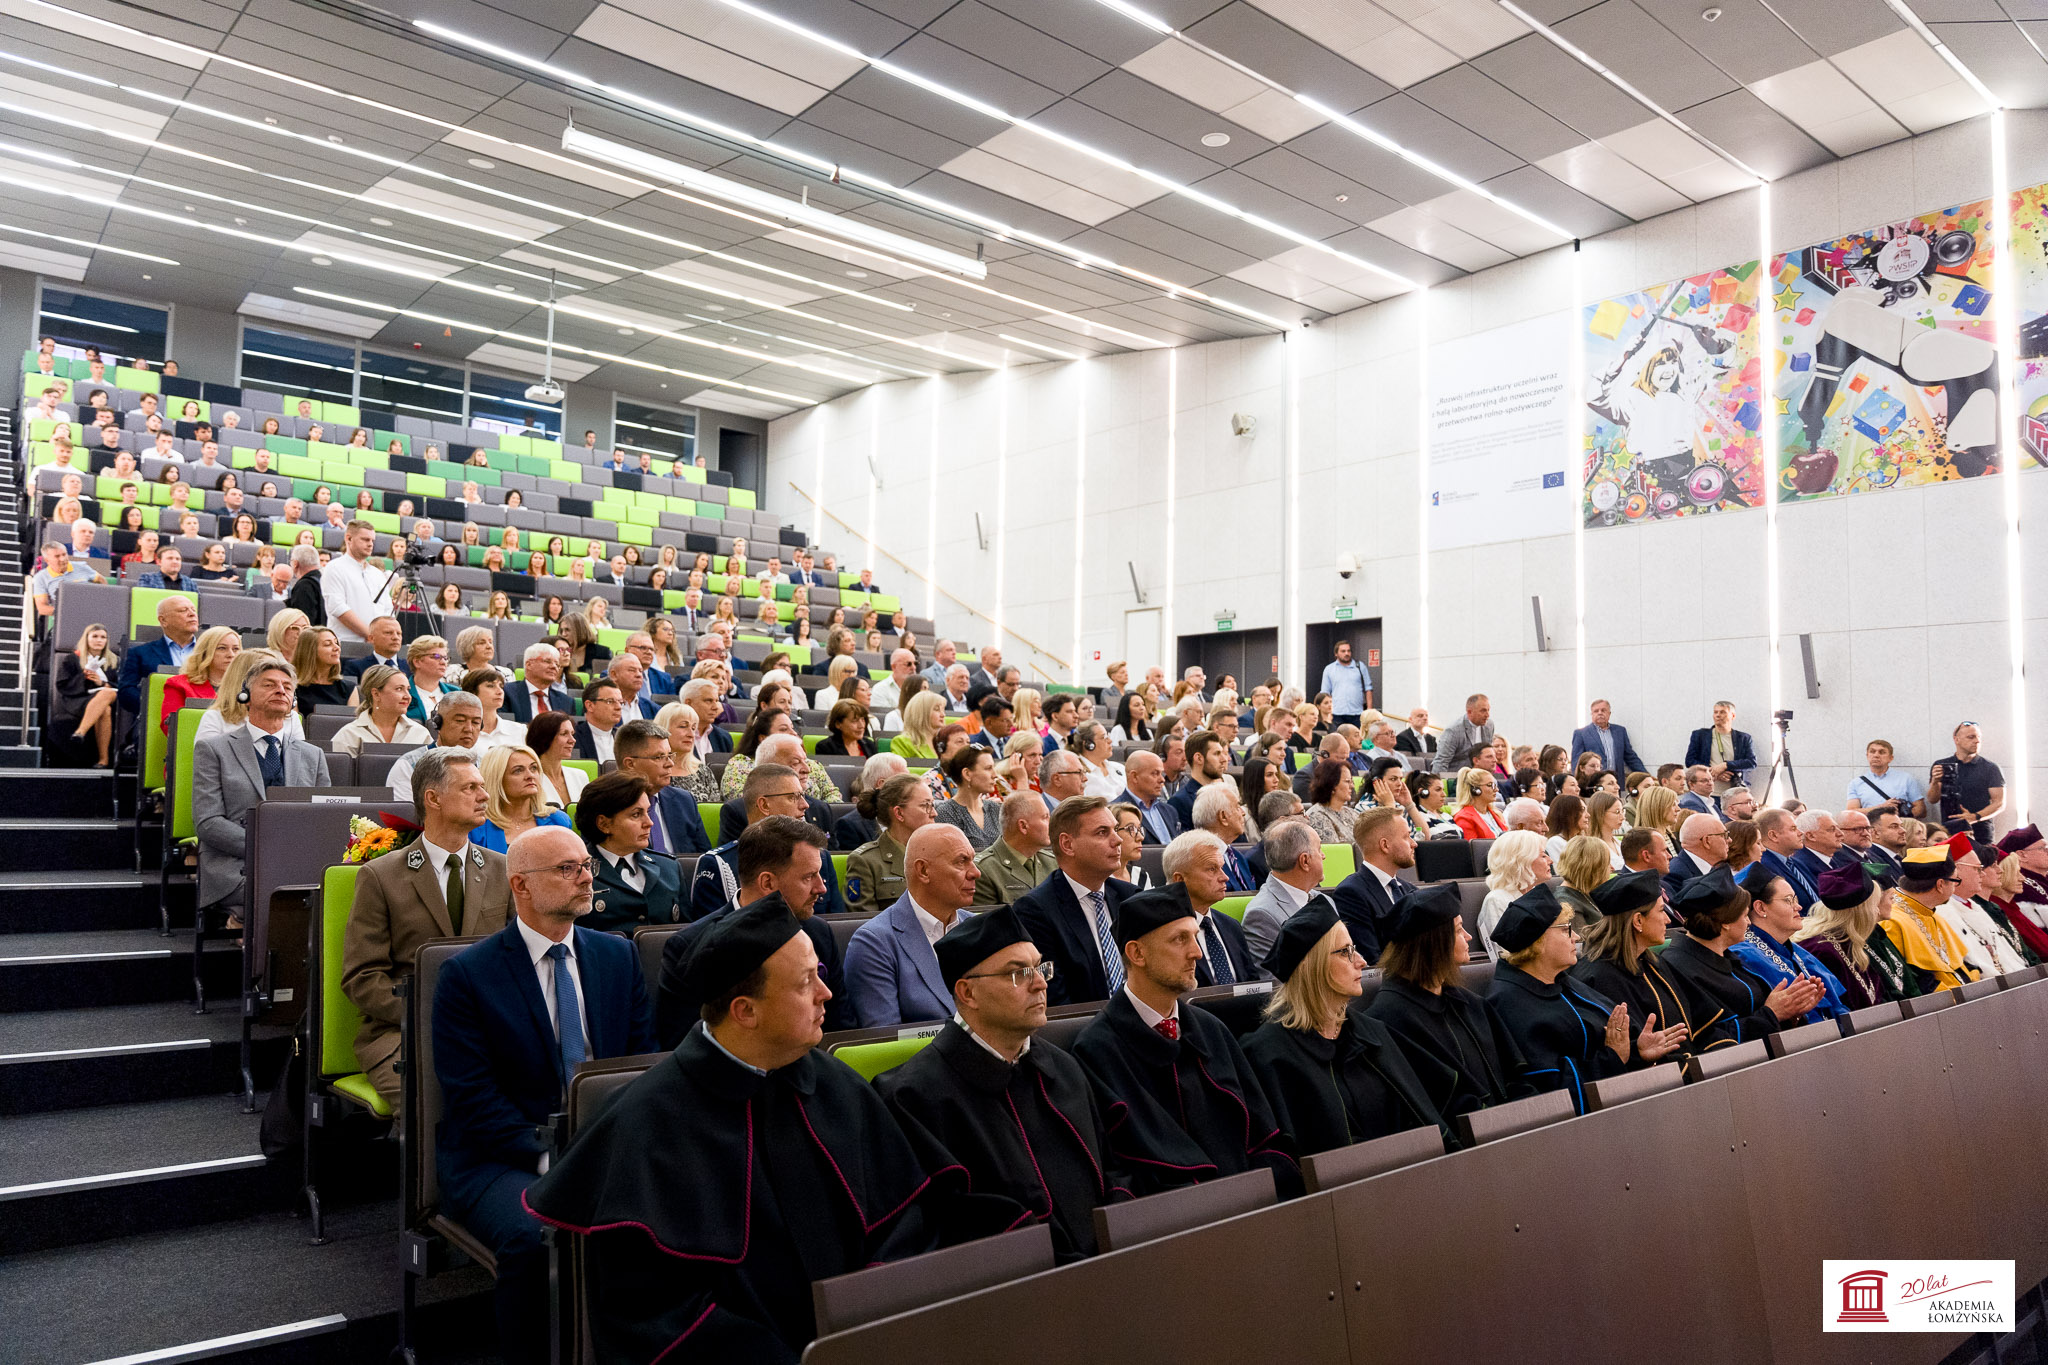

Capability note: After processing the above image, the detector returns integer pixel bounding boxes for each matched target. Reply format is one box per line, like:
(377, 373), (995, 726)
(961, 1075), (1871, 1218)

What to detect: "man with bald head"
(843, 823), (980, 1026)
(973, 790), (1057, 906)
(1119, 748), (1182, 845)
(116, 591), (199, 732)
(433, 824), (653, 1363)
(1670, 814), (1730, 901)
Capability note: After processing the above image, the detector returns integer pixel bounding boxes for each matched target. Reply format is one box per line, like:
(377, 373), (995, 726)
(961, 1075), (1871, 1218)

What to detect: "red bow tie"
(1153, 1017), (1179, 1041)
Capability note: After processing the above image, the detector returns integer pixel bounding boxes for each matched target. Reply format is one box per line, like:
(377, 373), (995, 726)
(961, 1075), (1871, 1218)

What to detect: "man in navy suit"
(1324, 808), (1415, 964)
(340, 615), (410, 682)
(571, 679), (623, 763)
(1755, 808), (1820, 910)
(1569, 700), (1647, 778)
(1117, 750), (1182, 846)
(787, 549), (827, 587)
(1015, 796), (1136, 1006)
(692, 757), (846, 921)
(1163, 831), (1264, 985)
(1791, 808), (1849, 886)
(1676, 765), (1723, 817)
(1685, 701), (1757, 792)
(432, 824), (655, 1365)
(115, 591), (198, 721)
(504, 642), (574, 722)
(611, 720), (711, 855)
(1167, 731), (1230, 831)
(844, 824), (979, 1027)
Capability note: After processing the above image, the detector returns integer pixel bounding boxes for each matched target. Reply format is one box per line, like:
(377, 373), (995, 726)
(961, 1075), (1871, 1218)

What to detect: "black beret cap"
(1590, 869), (1662, 917)
(1262, 894), (1340, 981)
(1380, 882), (1463, 945)
(679, 893), (803, 1008)
(1490, 883), (1565, 954)
(934, 907), (1024, 992)
(1114, 883), (1196, 949)
(1672, 865), (1740, 916)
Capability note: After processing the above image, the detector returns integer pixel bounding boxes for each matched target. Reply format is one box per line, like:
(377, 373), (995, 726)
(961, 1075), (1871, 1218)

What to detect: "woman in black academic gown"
(1483, 885), (1648, 1112)
(1363, 883), (1527, 1120)
(1568, 869), (1700, 1066)
(1242, 897), (1451, 1158)
(1654, 866), (1825, 1048)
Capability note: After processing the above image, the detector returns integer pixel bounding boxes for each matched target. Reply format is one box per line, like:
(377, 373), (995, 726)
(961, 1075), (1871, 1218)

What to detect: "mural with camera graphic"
(2006, 184), (2048, 475)
(1581, 261), (1765, 527)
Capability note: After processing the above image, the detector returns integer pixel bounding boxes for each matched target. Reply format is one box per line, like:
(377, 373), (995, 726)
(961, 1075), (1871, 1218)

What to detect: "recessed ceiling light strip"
(1874, 0), (2002, 107)
(1495, 0), (1769, 184)
(997, 333), (1090, 361)
(0, 220), (177, 265)
(292, 286), (815, 405)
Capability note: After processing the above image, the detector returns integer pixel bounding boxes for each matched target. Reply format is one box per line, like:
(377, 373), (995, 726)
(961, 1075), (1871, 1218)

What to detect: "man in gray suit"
(1241, 818), (1326, 962)
(192, 655), (331, 914)
(1431, 693), (1496, 775)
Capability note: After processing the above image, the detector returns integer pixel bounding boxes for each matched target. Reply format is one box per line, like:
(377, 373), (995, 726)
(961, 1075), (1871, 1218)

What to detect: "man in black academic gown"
(1070, 884), (1299, 1197)
(876, 907), (1134, 1261)
(655, 816), (848, 1046)
(526, 895), (951, 1365)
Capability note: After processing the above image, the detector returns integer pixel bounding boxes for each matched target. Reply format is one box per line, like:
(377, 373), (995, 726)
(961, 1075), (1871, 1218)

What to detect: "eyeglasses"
(1330, 945), (1366, 964)
(964, 961), (1055, 988)
(539, 858), (595, 879)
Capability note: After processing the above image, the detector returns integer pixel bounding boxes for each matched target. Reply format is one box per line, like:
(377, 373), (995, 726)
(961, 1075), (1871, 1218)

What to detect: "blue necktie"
(646, 797), (669, 855)
(1204, 915), (1235, 984)
(258, 734), (285, 788)
(1089, 889), (1124, 994)
(547, 943), (586, 1076)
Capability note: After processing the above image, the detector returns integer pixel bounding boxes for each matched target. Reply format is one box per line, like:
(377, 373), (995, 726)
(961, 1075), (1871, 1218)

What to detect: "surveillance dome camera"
(1335, 551), (1359, 579)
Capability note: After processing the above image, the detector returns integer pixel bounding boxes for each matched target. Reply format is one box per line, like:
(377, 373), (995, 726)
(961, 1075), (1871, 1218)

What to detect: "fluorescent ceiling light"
(563, 125), (984, 279)
(42, 310), (136, 331)
(0, 222), (176, 265)
(1495, 0), (1768, 184)
(998, 333), (1087, 361)
(1877, 0), (2001, 109)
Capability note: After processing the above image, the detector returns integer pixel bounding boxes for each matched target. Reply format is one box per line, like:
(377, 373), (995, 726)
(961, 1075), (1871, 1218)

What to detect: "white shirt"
(514, 914), (590, 1059)
(871, 677), (902, 712)
(388, 744), (476, 801)
(418, 835), (467, 906)
(956, 1012), (1030, 1061)
(321, 552), (392, 642)
(1363, 860), (1402, 898)
(474, 716), (528, 753)
(1123, 984), (1179, 1031)
(1081, 760), (1126, 802)
(585, 724), (615, 764)
(1063, 872), (1118, 975)
(201, 710), (304, 747)
(598, 843), (645, 892)
(908, 894), (959, 947)
(1684, 849), (1715, 876)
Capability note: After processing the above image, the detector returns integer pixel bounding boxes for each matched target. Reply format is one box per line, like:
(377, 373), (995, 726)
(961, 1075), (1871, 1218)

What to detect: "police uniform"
(844, 833), (908, 912)
(971, 838), (1057, 907)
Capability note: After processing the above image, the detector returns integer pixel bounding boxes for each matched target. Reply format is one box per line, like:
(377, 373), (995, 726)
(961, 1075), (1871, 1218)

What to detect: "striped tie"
(1090, 889), (1124, 994)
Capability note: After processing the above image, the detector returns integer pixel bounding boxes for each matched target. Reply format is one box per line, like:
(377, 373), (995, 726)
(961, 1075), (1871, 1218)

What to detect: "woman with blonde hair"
(51, 622), (121, 766)
(1793, 864), (1905, 1009)
(471, 744), (574, 852)
(1010, 686), (1044, 737)
(559, 611), (610, 676)
(1555, 834), (1614, 935)
(265, 607), (308, 660)
(330, 664), (430, 756)
(159, 626), (241, 733)
(1587, 791), (1626, 870)
(1452, 767), (1506, 840)
(653, 702), (721, 804)
(1633, 784), (1679, 850)
(1474, 829), (1553, 961)
(890, 690), (945, 760)
(813, 654), (860, 709)
(1244, 897), (1448, 1156)
(290, 626), (350, 714)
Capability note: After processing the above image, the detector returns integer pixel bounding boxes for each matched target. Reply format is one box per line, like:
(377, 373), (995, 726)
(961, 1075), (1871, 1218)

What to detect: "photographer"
(1684, 701), (1756, 796)
(1843, 739), (1926, 819)
(1927, 722), (2004, 843)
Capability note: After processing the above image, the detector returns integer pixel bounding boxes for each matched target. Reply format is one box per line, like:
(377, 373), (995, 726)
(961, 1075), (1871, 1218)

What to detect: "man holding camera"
(1685, 701), (1756, 797)
(1843, 739), (1926, 819)
(1928, 723), (2004, 844)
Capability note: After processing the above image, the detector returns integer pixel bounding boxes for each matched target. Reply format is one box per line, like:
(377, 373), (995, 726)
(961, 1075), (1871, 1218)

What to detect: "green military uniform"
(971, 837), (1057, 907)
(844, 832), (908, 912)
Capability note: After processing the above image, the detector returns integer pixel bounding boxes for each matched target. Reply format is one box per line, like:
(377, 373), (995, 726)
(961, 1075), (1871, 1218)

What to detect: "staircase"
(0, 408), (37, 764)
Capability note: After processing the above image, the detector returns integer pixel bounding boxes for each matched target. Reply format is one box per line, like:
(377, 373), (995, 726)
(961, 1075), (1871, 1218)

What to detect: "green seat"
(324, 462), (364, 487)
(130, 586), (195, 636)
(1214, 895), (1253, 922)
(831, 852), (850, 885)
(728, 488), (756, 510)
(319, 402), (361, 426)
(405, 473), (446, 497)
(564, 759), (599, 786)
(678, 466), (706, 485)
(803, 733), (822, 754)
(467, 466), (500, 487)
(364, 511), (399, 534)
(265, 435), (308, 457)
(1321, 844), (1356, 886)
(316, 864), (392, 1117)
(169, 707), (204, 843)
(114, 365), (159, 394)
(835, 1034), (934, 1083)
(141, 672), (173, 792)
(279, 453), (322, 480)
(515, 455), (551, 478)
(616, 523), (653, 548)
(872, 594), (902, 613)
(700, 803), (721, 845)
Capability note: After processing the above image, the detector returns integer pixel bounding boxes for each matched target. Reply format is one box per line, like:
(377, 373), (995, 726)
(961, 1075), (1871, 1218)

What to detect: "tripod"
(375, 558), (443, 642)
(1760, 716), (1798, 803)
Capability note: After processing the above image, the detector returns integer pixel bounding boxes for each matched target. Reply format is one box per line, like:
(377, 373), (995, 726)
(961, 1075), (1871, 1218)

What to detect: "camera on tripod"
(402, 542), (435, 567)
(1773, 709), (1794, 724)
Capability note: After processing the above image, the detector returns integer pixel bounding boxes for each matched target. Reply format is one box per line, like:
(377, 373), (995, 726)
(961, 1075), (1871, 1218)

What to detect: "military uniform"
(972, 838), (1057, 907)
(844, 832), (908, 912)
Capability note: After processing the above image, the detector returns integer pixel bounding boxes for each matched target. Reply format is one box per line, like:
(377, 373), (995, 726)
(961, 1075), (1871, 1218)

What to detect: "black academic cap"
(935, 907), (1031, 992)
(1261, 894), (1340, 981)
(1591, 869), (1663, 917)
(1380, 882), (1463, 945)
(1672, 865), (1740, 917)
(1489, 882), (1565, 955)
(679, 893), (804, 1008)
(1114, 883), (1196, 949)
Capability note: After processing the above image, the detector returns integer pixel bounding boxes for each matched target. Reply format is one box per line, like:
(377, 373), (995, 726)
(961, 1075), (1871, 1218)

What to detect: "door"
(1177, 627), (1278, 700)
(1303, 617), (1383, 709)
(1123, 608), (1163, 679)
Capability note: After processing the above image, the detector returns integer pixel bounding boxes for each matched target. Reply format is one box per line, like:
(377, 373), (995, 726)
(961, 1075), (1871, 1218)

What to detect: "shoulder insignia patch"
(845, 875), (862, 900)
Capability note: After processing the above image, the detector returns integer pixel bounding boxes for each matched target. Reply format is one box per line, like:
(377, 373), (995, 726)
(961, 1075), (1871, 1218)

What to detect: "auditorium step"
(2, 1200), (496, 1365)
(0, 998), (287, 1115)
(0, 1093), (281, 1254)
(0, 766), (118, 820)
(0, 928), (239, 1013)
(0, 816), (130, 872)
(0, 869), (172, 934)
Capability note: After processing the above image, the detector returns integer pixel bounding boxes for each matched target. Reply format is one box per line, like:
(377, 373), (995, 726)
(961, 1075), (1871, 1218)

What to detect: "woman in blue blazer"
(470, 746), (575, 853)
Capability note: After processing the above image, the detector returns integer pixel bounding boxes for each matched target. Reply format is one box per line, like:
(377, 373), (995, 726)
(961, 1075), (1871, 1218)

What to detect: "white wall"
(769, 114), (2047, 830)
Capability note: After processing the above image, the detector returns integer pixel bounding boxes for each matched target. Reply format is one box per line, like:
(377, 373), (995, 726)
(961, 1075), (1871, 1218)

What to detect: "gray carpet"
(0, 1201), (495, 1365)
(0, 1094), (259, 1187)
(0, 999), (245, 1055)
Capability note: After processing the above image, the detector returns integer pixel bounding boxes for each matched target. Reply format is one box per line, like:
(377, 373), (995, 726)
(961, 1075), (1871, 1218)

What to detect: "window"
(359, 348), (464, 424)
(37, 288), (170, 365)
(468, 369), (561, 439)
(614, 398), (696, 464)
(239, 327), (355, 403)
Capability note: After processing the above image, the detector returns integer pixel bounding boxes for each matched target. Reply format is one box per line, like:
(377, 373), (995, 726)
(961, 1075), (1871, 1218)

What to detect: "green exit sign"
(1216, 618), (1234, 632)
(1334, 606), (1354, 621)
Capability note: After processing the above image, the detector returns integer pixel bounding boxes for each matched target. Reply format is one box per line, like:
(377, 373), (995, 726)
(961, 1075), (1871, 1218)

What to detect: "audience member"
(1451, 766), (1506, 839)
(1793, 865), (1908, 1009)
(1556, 834), (1613, 934)
(845, 823), (980, 1026)
(387, 693), (484, 801)
(574, 771), (685, 932)
(158, 626), (240, 733)
(341, 748), (507, 1110)
(1363, 883), (1520, 1116)
(1241, 819), (1324, 961)
(970, 790), (1057, 905)
(1326, 807), (1416, 964)
(1729, 867), (1848, 1024)
(572, 679), (623, 763)
(1569, 699), (1645, 780)
(1684, 702), (1755, 794)
(1473, 831), (1552, 961)
(341, 615), (408, 681)
(1657, 869), (1823, 1048)
(1485, 885), (1647, 1111)
(331, 664), (431, 756)
(1161, 830), (1261, 985)
(1881, 846), (1983, 993)
(1015, 796), (1139, 1006)
(434, 824), (653, 1364)
(1844, 739), (1925, 818)
(1431, 694), (1494, 775)
(1754, 808), (1819, 910)
(1117, 748), (1180, 845)
(1570, 870), (1702, 1065)
(472, 744), (575, 853)
(50, 621), (120, 767)
(1928, 722), (2004, 842)
(321, 519), (392, 642)
(934, 744), (1004, 850)
(693, 764), (828, 919)
(290, 626), (350, 713)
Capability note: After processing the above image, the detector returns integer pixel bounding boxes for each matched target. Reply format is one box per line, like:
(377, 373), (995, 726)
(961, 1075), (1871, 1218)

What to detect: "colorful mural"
(1581, 262), (1764, 527)
(2005, 185), (2048, 471)
(1771, 198), (2005, 502)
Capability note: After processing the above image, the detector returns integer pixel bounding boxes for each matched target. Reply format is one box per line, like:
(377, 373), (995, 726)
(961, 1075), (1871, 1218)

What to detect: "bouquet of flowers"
(343, 810), (423, 864)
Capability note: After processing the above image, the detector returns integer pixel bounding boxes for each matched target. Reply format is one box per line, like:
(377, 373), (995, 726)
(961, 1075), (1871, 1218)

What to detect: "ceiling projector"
(525, 379), (566, 404)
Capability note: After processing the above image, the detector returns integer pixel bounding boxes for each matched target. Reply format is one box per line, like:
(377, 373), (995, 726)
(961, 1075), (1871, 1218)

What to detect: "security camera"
(1336, 551), (1359, 580)
(524, 380), (566, 404)
(1230, 412), (1256, 437)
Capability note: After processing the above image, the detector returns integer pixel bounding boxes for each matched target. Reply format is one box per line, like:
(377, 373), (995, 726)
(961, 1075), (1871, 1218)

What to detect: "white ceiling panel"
(501, 248), (622, 285)
(679, 388), (797, 418)
(942, 126), (1171, 225)
(0, 70), (173, 146)
(763, 228), (926, 280)
(602, 0), (867, 90)
(289, 230), (460, 280)
(564, 301), (693, 336)
(574, 4), (837, 118)
(0, 0), (208, 68)
(1831, 29), (1992, 132)
(1747, 59), (1906, 157)
(1352, 24), (1467, 88)
(0, 236), (88, 277)
(1121, 39), (1329, 144)
(1535, 141), (1690, 218)
(657, 257), (827, 309)
(0, 152), (128, 205)
(441, 128), (648, 199)
(1416, 186), (1561, 256)
(356, 174), (565, 243)
(238, 291), (389, 339)
(1363, 205), (1513, 270)
(467, 341), (600, 381)
(1397, 0), (1531, 60)
(1226, 257), (1371, 312)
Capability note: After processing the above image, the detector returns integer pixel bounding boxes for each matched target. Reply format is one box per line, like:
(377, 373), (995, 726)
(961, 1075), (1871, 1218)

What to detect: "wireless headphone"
(237, 683), (252, 705)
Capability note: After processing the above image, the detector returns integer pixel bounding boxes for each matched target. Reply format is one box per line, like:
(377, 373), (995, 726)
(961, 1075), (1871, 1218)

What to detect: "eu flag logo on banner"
(1542, 471), (1565, 489)
(1431, 491), (1440, 505)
